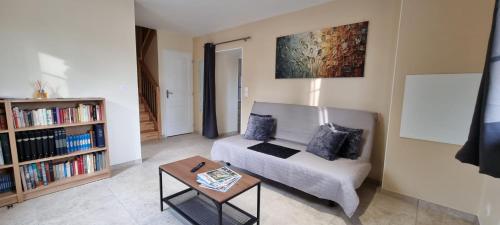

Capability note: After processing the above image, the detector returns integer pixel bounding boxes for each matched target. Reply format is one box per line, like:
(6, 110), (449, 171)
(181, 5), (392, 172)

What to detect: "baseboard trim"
(379, 189), (479, 224)
(111, 159), (143, 174)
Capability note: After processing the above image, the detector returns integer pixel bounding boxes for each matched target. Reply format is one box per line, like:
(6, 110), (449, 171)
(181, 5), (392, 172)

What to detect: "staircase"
(136, 26), (161, 142)
(140, 98), (161, 141)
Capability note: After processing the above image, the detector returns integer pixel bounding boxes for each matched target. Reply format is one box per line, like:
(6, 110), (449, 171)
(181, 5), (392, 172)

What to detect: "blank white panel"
(400, 73), (481, 145)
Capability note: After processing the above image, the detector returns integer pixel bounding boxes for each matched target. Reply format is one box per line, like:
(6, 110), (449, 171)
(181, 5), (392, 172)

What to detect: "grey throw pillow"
(328, 123), (364, 159)
(243, 113), (275, 141)
(306, 125), (349, 161)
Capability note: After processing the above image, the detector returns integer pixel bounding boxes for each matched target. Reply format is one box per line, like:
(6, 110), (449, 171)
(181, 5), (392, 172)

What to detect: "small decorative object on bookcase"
(33, 80), (48, 99)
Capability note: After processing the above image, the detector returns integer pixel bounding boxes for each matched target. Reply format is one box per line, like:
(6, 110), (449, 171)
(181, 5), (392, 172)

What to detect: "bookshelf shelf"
(19, 147), (107, 166)
(0, 191), (17, 206)
(22, 169), (110, 200)
(9, 98), (104, 103)
(0, 98), (111, 207)
(14, 121), (106, 132)
(0, 164), (13, 170)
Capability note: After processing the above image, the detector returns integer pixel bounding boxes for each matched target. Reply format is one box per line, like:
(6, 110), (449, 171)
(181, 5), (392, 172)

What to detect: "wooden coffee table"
(159, 156), (261, 225)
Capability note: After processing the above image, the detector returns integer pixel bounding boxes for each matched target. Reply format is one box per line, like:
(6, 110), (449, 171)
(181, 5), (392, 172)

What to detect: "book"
(12, 104), (103, 128)
(196, 167), (241, 192)
(16, 133), (23, 162)
(0, 172), (14, 193)
(16, 128), (99, 162)
(19, 152), (105, 191)
(0, 108), (7, 130)
(0, 139), (4, 166)
(0, 134), (12, 165)
(94, 124), (105, 148)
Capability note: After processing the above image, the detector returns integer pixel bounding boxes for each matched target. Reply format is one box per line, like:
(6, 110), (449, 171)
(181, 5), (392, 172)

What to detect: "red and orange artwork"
(276, 21), (369, 78)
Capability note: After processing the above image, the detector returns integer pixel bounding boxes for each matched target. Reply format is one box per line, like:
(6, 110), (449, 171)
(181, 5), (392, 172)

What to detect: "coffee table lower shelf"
(163, 188), (257, 225)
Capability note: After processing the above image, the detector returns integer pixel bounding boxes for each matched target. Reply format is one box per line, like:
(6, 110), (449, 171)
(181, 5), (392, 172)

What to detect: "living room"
(0, 0), (499, 224)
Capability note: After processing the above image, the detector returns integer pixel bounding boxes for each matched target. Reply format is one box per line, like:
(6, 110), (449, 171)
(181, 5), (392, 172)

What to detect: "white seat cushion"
(211, 135), (371, 217)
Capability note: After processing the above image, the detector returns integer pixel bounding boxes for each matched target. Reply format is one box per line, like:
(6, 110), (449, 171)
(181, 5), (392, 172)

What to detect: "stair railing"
(138, 59), (161, 132)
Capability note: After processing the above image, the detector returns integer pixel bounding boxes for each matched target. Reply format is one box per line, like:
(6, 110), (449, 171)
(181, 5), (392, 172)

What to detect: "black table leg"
(217, 203), (223, 225)
(159, 168), (164, 211)
(257, 183), (261, 225)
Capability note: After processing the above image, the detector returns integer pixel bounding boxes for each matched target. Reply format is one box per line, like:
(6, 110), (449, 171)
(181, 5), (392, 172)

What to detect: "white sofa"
(211, 102), (377, 217)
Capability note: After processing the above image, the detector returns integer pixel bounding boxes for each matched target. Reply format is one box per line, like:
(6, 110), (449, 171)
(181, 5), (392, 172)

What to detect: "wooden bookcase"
(0, 98), (111, 207)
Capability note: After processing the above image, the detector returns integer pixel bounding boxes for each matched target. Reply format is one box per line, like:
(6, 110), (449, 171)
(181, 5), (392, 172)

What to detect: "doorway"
(215, 48), (243, 135)
(161, 50), (194, 137)
(135, 26), (162, 142)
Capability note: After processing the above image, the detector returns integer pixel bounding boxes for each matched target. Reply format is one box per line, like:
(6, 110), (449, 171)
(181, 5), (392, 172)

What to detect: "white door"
(161, 50), (193, 136)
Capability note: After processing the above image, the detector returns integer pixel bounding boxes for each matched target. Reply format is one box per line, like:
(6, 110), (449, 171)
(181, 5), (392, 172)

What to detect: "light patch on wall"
(318, 107), (329, 125)
(38, 53), (69, 97)
(309, 78), (322, 106)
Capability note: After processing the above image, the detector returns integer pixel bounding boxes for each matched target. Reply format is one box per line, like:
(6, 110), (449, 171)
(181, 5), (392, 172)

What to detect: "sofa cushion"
(328, 123), (364, 159)
(250, 102), (377, 162)
(211, 135), (372, 217)
(306, 125), (348, 160)
(243, 113), (275, 141)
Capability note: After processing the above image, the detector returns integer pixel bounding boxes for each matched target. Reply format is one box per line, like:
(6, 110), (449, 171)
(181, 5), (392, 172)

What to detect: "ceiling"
(134, 0), (333, 36)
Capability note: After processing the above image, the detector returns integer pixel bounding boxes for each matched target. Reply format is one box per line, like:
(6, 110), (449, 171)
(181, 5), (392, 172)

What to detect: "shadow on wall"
(38, 52), (69, 97)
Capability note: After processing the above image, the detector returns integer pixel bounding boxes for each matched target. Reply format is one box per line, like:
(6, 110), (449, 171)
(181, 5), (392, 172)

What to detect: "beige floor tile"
(0, 133), (477, 225)
(416, 201), (475, 225)
(357, 191), (418, 225)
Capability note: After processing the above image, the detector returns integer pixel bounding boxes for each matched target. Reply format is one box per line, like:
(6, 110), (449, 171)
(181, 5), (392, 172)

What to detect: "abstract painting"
(275, 21), (369, 79)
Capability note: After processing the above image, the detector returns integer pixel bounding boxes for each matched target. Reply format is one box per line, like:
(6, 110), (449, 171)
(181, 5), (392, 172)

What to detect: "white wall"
(0, 0), (142, 165)
(215, 49), (241, 134)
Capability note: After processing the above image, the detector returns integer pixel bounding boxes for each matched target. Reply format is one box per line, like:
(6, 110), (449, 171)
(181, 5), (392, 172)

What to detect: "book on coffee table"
(196, 167), (242, 192)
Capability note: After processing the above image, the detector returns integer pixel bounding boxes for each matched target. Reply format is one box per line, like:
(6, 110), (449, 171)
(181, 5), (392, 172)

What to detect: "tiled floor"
(0, 134), (475, 225)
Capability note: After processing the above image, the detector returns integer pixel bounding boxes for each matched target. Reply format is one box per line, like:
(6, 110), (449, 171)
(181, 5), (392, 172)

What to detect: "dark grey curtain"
(202, 43), (219, 139)
(456, 1), (500, 178)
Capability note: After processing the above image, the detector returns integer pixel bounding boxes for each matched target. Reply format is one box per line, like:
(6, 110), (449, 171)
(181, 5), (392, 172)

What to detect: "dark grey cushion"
(243, 114), (275, 141)
(306, 125), (349, 161)
(328, 123), (364, 159)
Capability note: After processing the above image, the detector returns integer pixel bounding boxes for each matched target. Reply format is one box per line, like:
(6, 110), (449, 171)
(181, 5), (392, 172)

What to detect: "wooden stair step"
(140, 112), (151, 121)
(141, 130), (160, 141)
(140, 121), (155, 132)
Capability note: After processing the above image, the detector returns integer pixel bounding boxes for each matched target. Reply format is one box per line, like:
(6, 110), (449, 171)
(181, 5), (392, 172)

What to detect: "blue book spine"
(79, 135), (84, 150)
(66, 136), (71, 153)
(70, 136), (74, 152)
(78, 135), (82, 151)
(87, 134), (91, 149)
(77, 135), (81, 151)
(63, 162), (67, 178)
(0, 175), (4, 192)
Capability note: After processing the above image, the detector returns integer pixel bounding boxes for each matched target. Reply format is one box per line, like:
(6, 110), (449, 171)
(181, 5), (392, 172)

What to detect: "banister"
(139, 59), (159, 87)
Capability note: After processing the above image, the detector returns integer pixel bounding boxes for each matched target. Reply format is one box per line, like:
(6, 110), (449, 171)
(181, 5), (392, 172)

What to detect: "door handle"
(166, 90), (173, 98)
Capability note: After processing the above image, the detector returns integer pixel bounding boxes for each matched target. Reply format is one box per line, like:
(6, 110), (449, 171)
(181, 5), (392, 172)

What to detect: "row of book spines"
(12, 104), (103, 128)
(0, 134), (12, 165)
(16, 127), (105, 162)
(0, 173), (14, 193)
(20, 152), (106, 191)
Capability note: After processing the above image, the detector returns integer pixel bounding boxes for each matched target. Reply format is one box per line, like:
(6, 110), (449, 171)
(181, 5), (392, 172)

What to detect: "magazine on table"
(196, 166), (241, 192)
